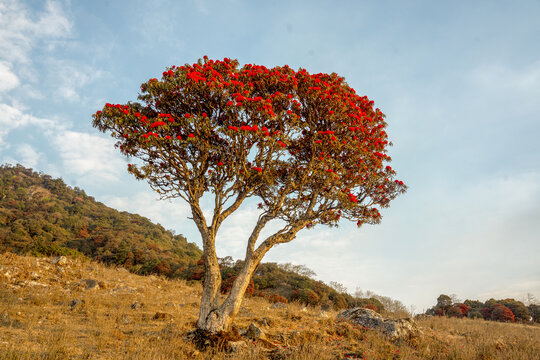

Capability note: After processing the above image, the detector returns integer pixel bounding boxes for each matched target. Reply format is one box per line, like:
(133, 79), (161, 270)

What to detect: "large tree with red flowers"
(93, 57), (406, 335)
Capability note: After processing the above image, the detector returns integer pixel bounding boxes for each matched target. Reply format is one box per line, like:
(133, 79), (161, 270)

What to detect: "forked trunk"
(196, 258), (258, 334)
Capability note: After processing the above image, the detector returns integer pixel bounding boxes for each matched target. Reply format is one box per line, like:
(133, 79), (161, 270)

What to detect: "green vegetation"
(426, 293), (538, 324)
(0, 164), (201, 275)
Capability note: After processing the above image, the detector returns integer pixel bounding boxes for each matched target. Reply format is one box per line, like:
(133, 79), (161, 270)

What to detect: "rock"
(246, 322), (266, 340)
(119, 314), (132, 325)
(69, 299), (85, 310)
(0, 312), (23, 329)
(110, 285), (136, 294)
(81, 279), (100, 290)
(51, 256), (68, 265)
(228, 340), (247, 352)
(271, 302), (287, 309)
(152, 312), (172, 321)
(130, 301), (143, 310)
(261, 317), (272, 327)
(26, 281), (48, 287)
(337, 307), (421, 341)
(2, 270), (11, 281)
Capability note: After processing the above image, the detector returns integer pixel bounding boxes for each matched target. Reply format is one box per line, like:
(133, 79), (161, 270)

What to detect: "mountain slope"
(0, 164), (201, 276)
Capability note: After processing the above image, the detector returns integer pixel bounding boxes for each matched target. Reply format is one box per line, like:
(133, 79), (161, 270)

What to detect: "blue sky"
(1, 0), (539, 311)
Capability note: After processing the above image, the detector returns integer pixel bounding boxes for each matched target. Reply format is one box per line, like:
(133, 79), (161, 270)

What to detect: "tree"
(93, 57), (406, 336)
(491, 304), (515, 322)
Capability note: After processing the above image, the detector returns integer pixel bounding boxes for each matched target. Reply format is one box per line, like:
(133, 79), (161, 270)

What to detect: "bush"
(447, 303), (469, 318)
(293, 289), (320, 306)
(267, 294), (288, 304)
(491, 304), (515, 322)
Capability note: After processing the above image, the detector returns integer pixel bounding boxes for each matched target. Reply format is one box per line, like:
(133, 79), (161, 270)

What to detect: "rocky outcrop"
(337, 307), (421, 341)
(246, 322), (266, 340)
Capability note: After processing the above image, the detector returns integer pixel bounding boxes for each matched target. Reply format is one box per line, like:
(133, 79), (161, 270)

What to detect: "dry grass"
(1, 252), (539, 359)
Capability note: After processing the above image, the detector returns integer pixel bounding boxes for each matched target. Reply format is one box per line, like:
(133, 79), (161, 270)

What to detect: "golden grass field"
(0, 252), (539, 359)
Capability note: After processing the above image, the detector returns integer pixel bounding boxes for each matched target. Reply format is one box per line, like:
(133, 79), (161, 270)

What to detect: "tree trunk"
(196, 234), (222, 330)
(196, 258), (258, 334)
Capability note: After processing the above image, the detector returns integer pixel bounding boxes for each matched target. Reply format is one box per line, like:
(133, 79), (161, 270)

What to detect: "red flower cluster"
(93, 56), (405, 230)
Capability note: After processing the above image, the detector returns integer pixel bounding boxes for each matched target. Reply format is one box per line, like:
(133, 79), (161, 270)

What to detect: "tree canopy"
(93, 57), (405, 235)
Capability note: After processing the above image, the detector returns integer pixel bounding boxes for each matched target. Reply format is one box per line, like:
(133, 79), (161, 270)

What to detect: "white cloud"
(0, 0), (71, 65)
(50, 130), (125, 183)
(15, 143), (43, 168)
(0, 62), (19, 92)
(470, 62), (540, 92)
(46, 59), (103, 102)
(104, 192), (191, 233)
(0, 103), (56, 147)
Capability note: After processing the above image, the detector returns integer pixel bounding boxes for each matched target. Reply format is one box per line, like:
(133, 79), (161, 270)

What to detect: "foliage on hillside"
(182, 257), (389, 312)
(0, 164), (202, 275)
(426, 293), (538, 324)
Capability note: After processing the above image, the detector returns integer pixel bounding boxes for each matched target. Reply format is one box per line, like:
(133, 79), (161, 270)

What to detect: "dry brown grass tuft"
(1, 253), (539, 359)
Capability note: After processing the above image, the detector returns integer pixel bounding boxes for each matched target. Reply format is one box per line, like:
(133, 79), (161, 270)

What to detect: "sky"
(1, 0), (539, 312)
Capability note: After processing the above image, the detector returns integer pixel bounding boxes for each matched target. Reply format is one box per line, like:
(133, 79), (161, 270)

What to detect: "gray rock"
(69, 299), (85, 310)
(51, 256), (68, 265)
(271, 302), (287, 309)
(246, 322), (266, 340)
(337, 307), (421, 341)
(81, 279), (100, 290)
(130, 301), (143, 310)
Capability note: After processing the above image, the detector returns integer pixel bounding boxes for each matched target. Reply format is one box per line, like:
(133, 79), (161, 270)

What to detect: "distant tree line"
(426, 293), (539, 323)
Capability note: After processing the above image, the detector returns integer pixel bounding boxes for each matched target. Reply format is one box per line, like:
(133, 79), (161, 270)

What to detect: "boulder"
(337, 307), (421, 341)
(81, 279), (100, 290)
(51, 256), (68, 265)
(246, 322), (266, 340)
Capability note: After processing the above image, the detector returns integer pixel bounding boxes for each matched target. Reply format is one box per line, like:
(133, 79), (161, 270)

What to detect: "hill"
(0, 164), (202, 275)
(1, 252), (539, 359)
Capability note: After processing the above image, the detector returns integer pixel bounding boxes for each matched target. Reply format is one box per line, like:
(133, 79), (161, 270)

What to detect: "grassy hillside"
(0, 164), (202, 275)
(1, 253), (539, 359)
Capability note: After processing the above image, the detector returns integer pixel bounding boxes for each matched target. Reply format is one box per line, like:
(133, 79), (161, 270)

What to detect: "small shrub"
(364, 304), (379, 313)
(267, 294), (288, 304)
